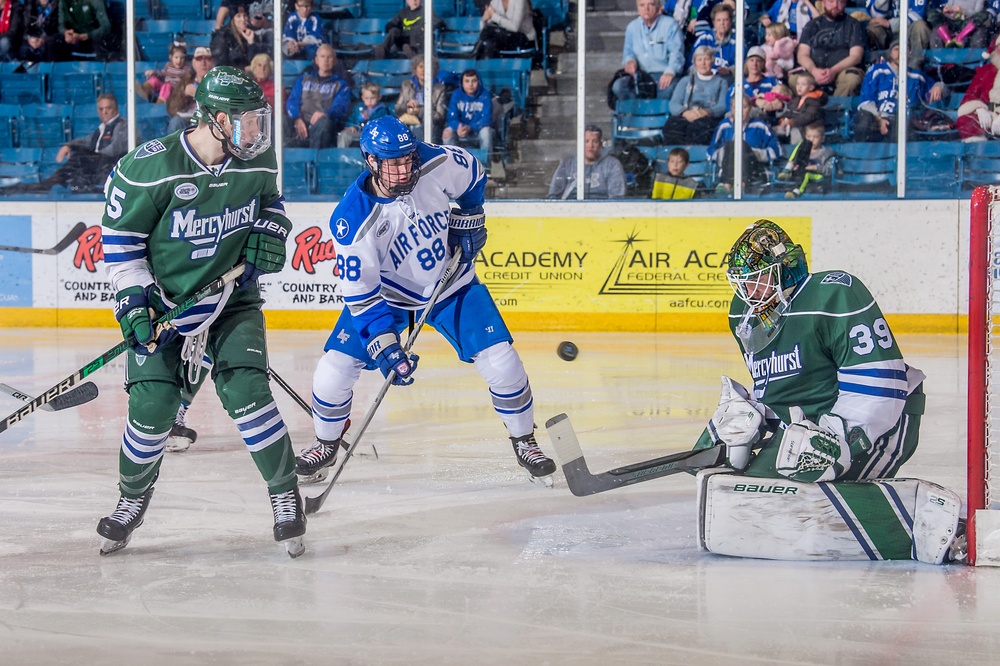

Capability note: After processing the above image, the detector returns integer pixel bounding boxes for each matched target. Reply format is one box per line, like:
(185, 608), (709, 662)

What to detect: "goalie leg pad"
(698, 471), (961, 564)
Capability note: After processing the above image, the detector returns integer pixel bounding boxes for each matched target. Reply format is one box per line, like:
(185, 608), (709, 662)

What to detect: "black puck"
(557, 341), (578, 361)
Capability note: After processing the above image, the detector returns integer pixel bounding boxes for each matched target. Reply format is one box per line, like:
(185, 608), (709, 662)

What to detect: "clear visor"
(229, 106), (272, 160)
(727, 263), (781, 312)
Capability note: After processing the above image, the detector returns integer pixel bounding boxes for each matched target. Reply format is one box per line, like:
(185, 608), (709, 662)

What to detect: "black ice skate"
(511, 433), (556, 488)
(296, 419), (350, 484)
(270, 486), (306, 558)
(96, 487), (154, 555)
(166, 403), (197, 453)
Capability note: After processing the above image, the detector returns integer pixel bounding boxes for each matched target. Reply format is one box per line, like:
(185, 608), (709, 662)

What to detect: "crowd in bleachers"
(607, 0), (1000, 199)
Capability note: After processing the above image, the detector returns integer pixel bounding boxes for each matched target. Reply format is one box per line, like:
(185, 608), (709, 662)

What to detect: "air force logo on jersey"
(170, 196), (259, 260)
(334, 218), (350, 239)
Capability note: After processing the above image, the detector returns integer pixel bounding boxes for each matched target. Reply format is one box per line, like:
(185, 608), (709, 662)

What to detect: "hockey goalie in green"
(694, 219), (966, 564)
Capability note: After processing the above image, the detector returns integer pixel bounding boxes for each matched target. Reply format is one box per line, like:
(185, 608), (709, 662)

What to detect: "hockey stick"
(304, 250), (464, 514)
(0, 222), (86, 255)
(0, 263), (245, 435)
(0, 380), (99, 412)
(269, 365), (379, 459)
(544, 413), (727, 496)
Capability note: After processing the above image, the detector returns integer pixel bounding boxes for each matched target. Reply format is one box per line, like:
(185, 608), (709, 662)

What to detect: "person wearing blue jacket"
(612, 0), (686, 102)
(690, 4), (742, 78)
(442, 69), (494, 155)
(709, 94), (782, 195)
(286, 44), (351, 149)
(282, 0), (325, 60)
(338, 82), (391, 148)
(866, 0), (932, 55)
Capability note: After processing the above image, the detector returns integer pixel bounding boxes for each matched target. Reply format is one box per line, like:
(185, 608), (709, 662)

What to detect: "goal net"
(968, 185), (1000, 565)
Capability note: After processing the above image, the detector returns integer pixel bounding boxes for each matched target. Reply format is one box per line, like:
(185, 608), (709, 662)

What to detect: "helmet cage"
(365, 147), (422, 197)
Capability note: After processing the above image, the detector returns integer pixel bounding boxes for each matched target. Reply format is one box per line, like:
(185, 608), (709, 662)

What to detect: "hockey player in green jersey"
(96, 66), (307, 558)
(695, 220), (965, 564)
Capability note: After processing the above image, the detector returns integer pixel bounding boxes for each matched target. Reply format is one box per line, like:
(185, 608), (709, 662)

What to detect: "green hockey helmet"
(195, 65), (272, 160)
(726, 219), (809, 353)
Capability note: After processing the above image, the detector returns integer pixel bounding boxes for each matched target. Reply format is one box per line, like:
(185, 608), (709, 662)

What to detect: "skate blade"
(282, 536), (305, 558)
(527, 472), (555, 488)
(99, 534), (132, 556)
(297, 468), (329, 485)
(165, 438), (191, 453)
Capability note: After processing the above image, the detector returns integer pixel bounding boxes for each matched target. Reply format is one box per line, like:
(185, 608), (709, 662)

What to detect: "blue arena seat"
(71, 103), (101, 141)
(282, 59), (313, 90)
(315, 148), (365, 194)
(961, 142), (1000, 190)
(354, 59), (413, 99)
(437, 17), (480, 56)
(137, 104), (171, 142)
(0, 62), (50, 105)
(332, 18), (384, 59)
(612, 99), (670, 145)
(18, 104), (72, 149)
(155, 0), (210, 20)
(906, 142), (963, 198)
(49, 61), (105, 105)
(656, 144), (713, 190)
(0, 103), (18, 148)
(361, 0), (402, 19)
(142, 19), (185, 33)
(282, 148), (317, 197)
(0, 147), (42, 183)
(833, 142), (896, 194)
(315, 0), (363, 18)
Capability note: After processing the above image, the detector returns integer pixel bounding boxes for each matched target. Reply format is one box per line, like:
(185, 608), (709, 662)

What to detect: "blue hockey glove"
(114, 286), (176, 355)
(239, 218), (292, 288)
(448, 206), (487, 264)
(366, 330), (418, 386)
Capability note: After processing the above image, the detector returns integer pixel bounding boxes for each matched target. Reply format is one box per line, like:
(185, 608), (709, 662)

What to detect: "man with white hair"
(611, 0), (685, 103)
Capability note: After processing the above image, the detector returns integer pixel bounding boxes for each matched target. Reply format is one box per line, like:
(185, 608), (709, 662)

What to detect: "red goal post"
(969, 186), (1000, 565)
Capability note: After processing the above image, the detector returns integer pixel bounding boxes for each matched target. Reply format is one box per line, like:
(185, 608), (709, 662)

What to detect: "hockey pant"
(313, 282), (534, 440)
(691, 386), (924, 481)
(118, 303), (297, 498)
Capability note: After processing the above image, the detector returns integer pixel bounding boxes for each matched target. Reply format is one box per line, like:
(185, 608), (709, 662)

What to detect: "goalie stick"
(0, 222), (86, 255)
(304, 250), (463, 515)
(544, 413), (727, 496)
(0, 380), (99, 411)
(0, 263), (245, 435)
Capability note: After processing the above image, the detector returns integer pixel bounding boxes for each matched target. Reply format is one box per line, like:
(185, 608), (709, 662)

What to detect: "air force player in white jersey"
(295, 116), (557, 486)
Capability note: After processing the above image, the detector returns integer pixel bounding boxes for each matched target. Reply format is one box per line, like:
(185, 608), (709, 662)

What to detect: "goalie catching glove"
(367, 330), (419, 386)
(448, 206), (486, 264)
(114, 285), (177, 355)
(239, 218), (291, 287)
(776, 407), (868, 482)
(707, 376), (768, 470)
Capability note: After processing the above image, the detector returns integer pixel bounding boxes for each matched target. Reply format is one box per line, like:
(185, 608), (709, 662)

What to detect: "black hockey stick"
(0, 380), (99, 411)
(0, 263), (245, 435)
(545, 413), (727, 496)
(269, 366), (379, 459)
(0, 222), (86, 255)
(304, 250), (463, 514)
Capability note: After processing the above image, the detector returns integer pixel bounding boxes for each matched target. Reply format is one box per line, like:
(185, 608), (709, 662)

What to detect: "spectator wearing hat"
(955, 35), (1000, 140)
(19, 25), (55, 61)
(854, 38), (943, 141)
(165, 46), (215, 134)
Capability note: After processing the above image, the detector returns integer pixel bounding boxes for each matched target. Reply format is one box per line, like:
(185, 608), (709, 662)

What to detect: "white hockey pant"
(473, 342), (534, 438)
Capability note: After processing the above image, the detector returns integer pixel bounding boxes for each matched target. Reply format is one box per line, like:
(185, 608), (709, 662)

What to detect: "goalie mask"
(726, 219), (808, 353)
(195, 66), (272, 161)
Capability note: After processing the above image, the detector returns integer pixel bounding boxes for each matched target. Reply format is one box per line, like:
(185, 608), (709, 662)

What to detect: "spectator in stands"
(4, 93), (125, 194)
(375, 0), (445, 59)
(793, 0), (866, 97)
(762, 21), (796, 79)
(611, 0), (685, 103)
(730, 46), (780, 118)
(853, 39), (943, 142)
(652, 146), (699, 199)
(777, 71), (827, 142)
(758, 0), (818, 37)
(24, 0), (58, 44)
(286, 43), (351, 149)
(248, 52), (275, 109)
(691, 3), (741, 79)
(663, 46), (728, 145)
(777, 121), (834, 197)
(58, 0), (115, 60)
(0, 0), (24, 62)
(866, 0), (932, 57)
(20, 25), (55, 61)
(547, 125), (627, 199)
(282, 0), (323, 61)
(396, 54), (451, 142)
(140, 44), (191, 104)
(709, 93), (782, 195)
(473, 0), (536, 59)
(248, 1), (275, 49)
(338, 83), (390, 148)
(212, 5), (269, 69)
(166, 46), (214, 134)
(928, 0), (993, 49)
(956, 34), (1000, 140)
(442, 68), (494, 155)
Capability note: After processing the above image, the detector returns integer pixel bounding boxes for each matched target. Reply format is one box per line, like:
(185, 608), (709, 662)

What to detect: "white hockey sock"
(473, 342), (534, 437)
(312, 350), (364, 441)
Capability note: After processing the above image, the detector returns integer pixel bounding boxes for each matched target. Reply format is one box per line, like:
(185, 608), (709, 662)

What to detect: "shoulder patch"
(821, 272), (853, 287)
(135, 140), (166, 159)
(334, 217), (351, 240)
(174, 182), (199, 200)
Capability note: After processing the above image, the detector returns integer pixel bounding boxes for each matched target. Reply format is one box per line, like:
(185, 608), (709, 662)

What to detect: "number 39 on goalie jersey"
(328, 142), (486, 337)
(728, 270), (925, 446)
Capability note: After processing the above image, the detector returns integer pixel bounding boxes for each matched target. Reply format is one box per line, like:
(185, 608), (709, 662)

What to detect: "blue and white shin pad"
(697, 470), (963, 564)
(312, 350), (364, 441)
(473, 342), (534, 437)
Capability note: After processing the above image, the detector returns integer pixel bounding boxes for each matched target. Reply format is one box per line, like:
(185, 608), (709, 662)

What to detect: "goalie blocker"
(697, 470), (966, 564)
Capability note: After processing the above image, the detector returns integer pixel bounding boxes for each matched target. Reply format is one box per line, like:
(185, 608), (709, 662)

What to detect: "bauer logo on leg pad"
(732, 483), (798, 494)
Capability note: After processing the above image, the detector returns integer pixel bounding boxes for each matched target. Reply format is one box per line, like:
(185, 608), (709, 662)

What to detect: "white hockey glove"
(707, 376), (766, 471)
(776, 407), (856, 483)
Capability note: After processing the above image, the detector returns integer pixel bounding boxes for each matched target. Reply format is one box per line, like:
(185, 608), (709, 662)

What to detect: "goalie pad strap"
(697, 471), (961, 564)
